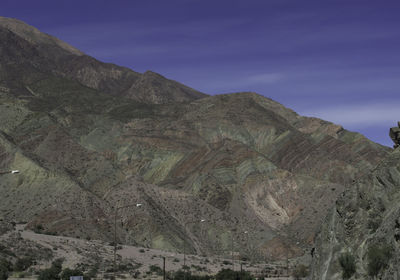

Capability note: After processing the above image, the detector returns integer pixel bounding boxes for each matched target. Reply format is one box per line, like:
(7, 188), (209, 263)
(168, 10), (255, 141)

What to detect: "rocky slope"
(0, 16), (391, 263)
(311, 146), (400, 279)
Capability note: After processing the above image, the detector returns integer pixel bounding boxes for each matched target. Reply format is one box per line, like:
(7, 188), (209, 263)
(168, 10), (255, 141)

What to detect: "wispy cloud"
(206, 72), (285, 91)
(89, 45), (167, 57)
(300, 102), (400, 128)
(44, 17), (249, 46)
(247, 73), (284, 84)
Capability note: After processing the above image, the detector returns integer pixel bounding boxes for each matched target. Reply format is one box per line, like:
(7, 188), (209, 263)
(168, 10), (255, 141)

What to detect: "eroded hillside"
(312, 147), (400, 280)
(0, 16), (391, 263)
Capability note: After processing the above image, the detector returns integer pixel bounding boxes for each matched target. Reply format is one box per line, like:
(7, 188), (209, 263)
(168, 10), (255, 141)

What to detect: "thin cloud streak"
(202, 72), (285, 91)
(44, 17), (249, 46)
(301, 103), (400, 128)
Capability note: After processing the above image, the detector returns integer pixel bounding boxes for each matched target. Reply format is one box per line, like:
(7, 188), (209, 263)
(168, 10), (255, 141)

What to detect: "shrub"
(148, 265), (163, 276)
(172, 269), (211, 280)
(38, 268), (59, 280)
(0, 258), (11, 280)
(292, 264), (309, 280)
(33, 224), (44, 233)
(182, 265), (190, 271)
(367, 215), (382, 231)
(131, 270), (140, 278)
(86, 266), (98, 279)
(0, 266), (8, 280)
(338, 252), (356, 279)
(60, 268), (84, 280)
(38, 258), (64, 280)
(216, 268), (253, 280)
(14, 257), (33, 271)
(367, 243), (392, 277)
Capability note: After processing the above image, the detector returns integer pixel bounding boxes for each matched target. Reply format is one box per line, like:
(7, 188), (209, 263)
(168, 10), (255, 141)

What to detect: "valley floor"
(1, 224), (296, 279)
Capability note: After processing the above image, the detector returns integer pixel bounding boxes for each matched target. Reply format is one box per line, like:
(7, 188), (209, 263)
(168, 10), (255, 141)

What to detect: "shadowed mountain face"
(0, 16), (391, 261)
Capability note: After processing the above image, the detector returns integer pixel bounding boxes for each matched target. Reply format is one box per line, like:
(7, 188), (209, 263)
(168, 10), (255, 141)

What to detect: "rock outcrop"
(311, 140), (399, 279)
(390, 121), (400, 148)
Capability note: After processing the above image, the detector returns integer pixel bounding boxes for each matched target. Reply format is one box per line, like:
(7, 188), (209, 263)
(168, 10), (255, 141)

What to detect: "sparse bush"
(215, 268), (253, 280)
(367, 243), (392, 277)
(191, 264), (205, 271)
(17, 271), (27, 278)
(292, 264), (309, 280)
(338, 252), (356, 279)
(131, 270), (140, 278)
(61, 268), (83, 280)
(14, 257), (33, 271)
(86, 266), (98, 279)
(38, 268), (59, 280)
(33, 224), (44, 234)
(0, 267), (8, 280)
(38, 258), (64, 280)
(0, 258), (11, 280)
(367, 215), (382, 232)
(182, 265), (190, 271)
(149, 265), (163, 276)
(172, 269), (211, 280)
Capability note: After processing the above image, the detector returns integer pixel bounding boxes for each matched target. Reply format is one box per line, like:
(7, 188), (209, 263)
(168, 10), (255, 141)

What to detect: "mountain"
(0, 17), (206, 104)
(311, 145), (399, 279)
(0, 16), (391, 264)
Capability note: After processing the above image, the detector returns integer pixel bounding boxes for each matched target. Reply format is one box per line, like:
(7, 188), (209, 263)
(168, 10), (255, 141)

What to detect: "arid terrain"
(0, 16), (397, 279)
(1, 223), (295, 279)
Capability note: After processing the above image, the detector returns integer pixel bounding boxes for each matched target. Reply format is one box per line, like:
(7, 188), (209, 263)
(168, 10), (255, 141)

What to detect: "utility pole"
(183, 219), (205, 280)
(163, 256), (166, 280)
(231, 233), (234, 271)
(286, 246), (289, 277)
(243, 231), (249, 262)
(113, 208), (117, 280)
(113, 203), (142, 280)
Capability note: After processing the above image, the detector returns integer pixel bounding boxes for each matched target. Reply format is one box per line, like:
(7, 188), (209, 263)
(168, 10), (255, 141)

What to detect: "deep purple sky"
(3, 0), (400, 147)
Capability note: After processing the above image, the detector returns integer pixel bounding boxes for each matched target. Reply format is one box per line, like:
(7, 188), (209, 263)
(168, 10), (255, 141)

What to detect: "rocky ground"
(0, 223), (304, 279)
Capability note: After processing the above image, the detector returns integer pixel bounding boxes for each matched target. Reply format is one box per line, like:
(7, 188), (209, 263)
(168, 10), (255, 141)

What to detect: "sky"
(2, 0), (400, 146)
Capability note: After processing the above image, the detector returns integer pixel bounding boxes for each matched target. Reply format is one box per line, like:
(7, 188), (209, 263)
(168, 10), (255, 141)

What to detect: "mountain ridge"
(0, 16), (84, 56)
(0, 16), (207, 104)
(0, 16), (392, 267)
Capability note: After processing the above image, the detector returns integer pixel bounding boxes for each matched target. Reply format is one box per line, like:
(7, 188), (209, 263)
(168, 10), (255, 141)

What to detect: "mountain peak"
(0, 16), (207, 104)
(0, 16), (84, 56)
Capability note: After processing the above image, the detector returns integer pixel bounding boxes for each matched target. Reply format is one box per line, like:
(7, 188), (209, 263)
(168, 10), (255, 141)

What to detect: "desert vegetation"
(292, 264), (309, 280)
(367, 243), (393, 277)
(338, 252), (356, 279)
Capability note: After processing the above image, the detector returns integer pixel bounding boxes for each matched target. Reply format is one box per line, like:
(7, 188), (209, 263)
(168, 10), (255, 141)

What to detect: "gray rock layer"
(312, 147), (400, 279)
